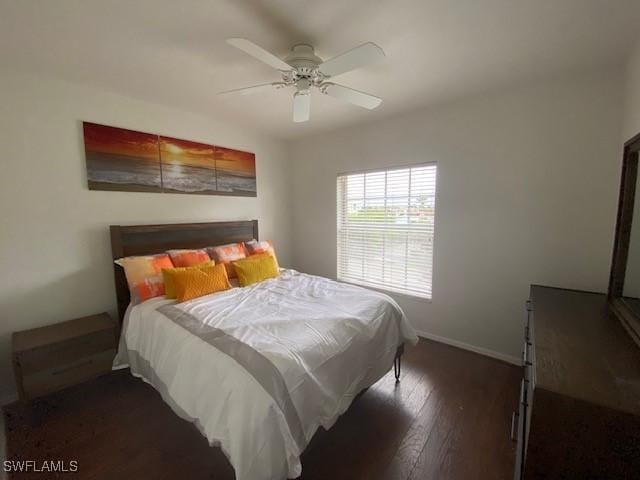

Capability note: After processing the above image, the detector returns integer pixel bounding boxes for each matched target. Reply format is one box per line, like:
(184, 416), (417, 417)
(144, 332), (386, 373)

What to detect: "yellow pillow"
(247, 252), (280, 270)
(162, 261), (215, 299)
(233, 255), (279, 287)
(170, 263), (231, 302)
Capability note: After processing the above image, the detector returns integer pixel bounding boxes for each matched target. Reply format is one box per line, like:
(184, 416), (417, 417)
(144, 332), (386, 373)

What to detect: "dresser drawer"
(17, 328), (116, 375)
(21, 349), (115, 400)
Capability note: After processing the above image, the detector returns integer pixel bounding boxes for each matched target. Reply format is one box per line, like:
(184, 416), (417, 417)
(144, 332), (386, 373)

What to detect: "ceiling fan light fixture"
(221, 38), (385, 122)
(293, 91), (311, 123)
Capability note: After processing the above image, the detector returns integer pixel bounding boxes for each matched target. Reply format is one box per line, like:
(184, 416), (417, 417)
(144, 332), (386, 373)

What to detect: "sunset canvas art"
(215, 146), (257, 196)
(160, 136), (217, 194)
(83, 122), (257, 196)
(84, 122), (162, 192)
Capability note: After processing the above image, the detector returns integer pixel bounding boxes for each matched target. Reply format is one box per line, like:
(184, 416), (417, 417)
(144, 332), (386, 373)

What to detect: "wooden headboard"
(110, 220), (259, 323)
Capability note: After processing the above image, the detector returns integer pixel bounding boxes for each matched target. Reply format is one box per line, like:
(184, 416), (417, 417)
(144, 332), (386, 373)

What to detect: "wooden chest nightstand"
(12, 313), (118, 401)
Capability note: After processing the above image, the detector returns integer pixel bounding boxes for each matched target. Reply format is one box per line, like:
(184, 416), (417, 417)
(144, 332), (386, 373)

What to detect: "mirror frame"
(609, 132), (640, 347)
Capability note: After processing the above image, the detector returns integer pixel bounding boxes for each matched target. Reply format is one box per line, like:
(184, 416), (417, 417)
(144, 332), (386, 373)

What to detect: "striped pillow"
(115, 254), (175, 303)
(206, 243), (247, 278)
(244, 239), (273, 255)
(245, 239), (279, 268)
(166, 249), (211, 267)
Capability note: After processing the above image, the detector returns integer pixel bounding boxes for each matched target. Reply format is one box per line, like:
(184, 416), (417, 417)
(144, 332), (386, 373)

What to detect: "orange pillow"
(162, 262), (215, 299)
(206, 243), (247, 279)
(172, 263), (231, 302)
(115, 254), (175, 303)
(166, 249), (211, 267)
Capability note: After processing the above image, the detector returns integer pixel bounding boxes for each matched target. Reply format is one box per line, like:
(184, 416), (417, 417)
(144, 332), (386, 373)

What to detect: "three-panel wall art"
(82, 122), (257, 197)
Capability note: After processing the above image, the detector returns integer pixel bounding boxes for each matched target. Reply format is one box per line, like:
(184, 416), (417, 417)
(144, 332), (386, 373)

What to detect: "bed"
(110, 220), (418, 480)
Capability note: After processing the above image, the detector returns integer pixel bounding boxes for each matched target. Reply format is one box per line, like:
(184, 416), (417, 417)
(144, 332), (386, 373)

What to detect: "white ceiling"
(2, 0), (640, 140)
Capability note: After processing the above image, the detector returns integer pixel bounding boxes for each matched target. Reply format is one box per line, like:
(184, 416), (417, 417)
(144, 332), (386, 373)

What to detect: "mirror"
(624, 168), (640, 317)
(609, 133), (640, 346)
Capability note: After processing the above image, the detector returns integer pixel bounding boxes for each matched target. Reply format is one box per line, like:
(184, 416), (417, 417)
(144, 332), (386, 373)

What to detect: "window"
(337, 164), (437, 299)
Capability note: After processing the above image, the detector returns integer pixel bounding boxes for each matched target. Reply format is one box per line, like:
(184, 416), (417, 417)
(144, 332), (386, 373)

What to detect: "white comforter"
(114, 269), (418, 480)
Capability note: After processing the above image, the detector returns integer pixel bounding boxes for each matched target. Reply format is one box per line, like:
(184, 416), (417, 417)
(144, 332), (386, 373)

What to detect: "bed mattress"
(114, 269), (418, 480)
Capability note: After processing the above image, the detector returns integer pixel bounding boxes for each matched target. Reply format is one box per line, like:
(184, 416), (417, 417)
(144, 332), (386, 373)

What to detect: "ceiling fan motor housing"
(284, 44), (326, 86)
(285, 44), (322, 69)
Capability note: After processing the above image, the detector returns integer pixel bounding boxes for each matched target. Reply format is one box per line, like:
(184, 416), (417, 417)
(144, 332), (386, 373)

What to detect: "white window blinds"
(337, 164), (437, 299)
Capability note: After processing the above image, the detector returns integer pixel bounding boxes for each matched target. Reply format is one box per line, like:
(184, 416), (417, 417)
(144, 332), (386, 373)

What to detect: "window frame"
(336, 162), (438, 301)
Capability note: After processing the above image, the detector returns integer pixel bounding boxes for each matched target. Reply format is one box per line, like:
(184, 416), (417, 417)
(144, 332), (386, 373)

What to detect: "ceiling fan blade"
(321, 83), (382, 110)
(319, 42), (385, 77)
(226, 38), (291, 71)
(218, 82), (284, 96)
(293, 92), (311, 123)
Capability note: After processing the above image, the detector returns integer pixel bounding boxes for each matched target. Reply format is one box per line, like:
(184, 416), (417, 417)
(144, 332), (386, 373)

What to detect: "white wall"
(623, 38), (640, 141)
(290, 69), (623, 361)
(0, 71), (291, 401)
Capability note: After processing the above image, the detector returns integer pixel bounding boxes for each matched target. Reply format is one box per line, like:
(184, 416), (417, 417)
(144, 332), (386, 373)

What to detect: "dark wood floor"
(4, 339), (521, 480)
(624, 297), (640, 317)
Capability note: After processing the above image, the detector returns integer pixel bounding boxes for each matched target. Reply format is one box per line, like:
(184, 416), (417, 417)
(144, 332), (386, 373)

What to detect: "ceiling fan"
(220, 38), (385, 123)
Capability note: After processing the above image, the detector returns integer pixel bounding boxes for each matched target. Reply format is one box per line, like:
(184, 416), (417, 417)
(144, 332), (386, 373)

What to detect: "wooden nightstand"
(12, 313), (118, 401)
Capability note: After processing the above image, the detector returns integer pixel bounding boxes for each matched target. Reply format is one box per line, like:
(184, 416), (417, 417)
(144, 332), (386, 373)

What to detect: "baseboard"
(415, 330), (522, 366)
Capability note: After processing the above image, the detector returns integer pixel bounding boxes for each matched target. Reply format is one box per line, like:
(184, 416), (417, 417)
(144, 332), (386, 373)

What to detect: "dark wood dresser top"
(13, 313), (115, 353)
(531, 285), (640, 415)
